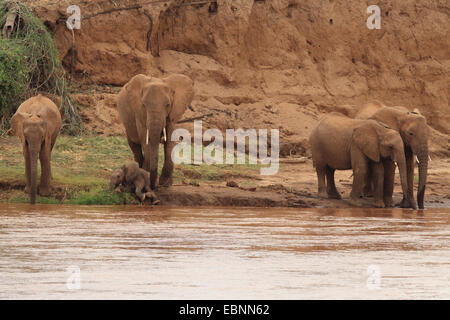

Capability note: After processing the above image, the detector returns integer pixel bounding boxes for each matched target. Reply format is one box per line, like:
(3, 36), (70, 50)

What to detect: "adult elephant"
(117, 74), (194, 189)
(10, 95), (62, 204)
(356, 102), (429, 209)
(309, 113), (415, 208)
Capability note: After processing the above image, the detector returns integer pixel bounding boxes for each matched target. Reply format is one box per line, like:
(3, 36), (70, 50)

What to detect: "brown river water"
(0, 204), (449, 299)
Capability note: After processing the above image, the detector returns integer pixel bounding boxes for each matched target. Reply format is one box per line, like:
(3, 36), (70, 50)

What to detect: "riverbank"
(1, 135), (449, 208)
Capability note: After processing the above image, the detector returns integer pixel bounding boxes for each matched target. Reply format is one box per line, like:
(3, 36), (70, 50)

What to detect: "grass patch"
(0, 135), (261, 204)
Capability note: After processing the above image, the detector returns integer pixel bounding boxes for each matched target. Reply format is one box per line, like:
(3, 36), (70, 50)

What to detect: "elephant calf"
(309, 112), (416, 209)
(10, 95), (62, 204)
(110, 162), (160, 204)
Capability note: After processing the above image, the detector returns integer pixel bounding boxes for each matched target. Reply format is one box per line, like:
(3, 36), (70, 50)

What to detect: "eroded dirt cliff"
(24, 0), (449, 156)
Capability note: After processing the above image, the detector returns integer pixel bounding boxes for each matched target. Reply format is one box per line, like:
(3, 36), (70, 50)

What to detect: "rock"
(226, 180), (239, 188)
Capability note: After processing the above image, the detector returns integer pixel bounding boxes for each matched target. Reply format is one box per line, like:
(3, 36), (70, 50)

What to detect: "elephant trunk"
(29, 151), (38, 204)
(396, 149), (416, 209)
(416, 145), (428, 210)
(146, 116), (164, 189)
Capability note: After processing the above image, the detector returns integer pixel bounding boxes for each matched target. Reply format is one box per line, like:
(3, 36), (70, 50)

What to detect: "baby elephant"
(110, 162), (160, 204)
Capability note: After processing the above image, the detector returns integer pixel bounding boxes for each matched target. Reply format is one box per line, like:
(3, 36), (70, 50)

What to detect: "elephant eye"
(409, 132), (414, 136)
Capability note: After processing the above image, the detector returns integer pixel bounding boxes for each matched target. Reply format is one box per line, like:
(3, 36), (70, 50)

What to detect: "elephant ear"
(10, 112), (29, 140)
(164, 75), (194, 124)
(352, 123), (380, 162)
(124, 162), (139, 183)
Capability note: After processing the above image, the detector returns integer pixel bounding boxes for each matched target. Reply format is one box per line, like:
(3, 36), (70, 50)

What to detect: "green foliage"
(0, 0), (82, 134)
(65, 189), (138, 205)
(0, 40), (27, 117)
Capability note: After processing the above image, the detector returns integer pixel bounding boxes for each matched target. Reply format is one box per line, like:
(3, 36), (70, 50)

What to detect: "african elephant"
(10, 95), (62, 204)
(309, 113), (415, 209)
(356, 102), (429, 209)
(117, 74), (194, 189)
(110, 162), (159, 204)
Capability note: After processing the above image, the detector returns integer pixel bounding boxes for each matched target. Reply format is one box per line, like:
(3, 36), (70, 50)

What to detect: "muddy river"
(0, 204), (448, 299)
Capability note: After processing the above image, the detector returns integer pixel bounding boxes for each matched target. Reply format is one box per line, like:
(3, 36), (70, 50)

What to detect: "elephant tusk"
(163, 128), (167, 142)
(146, 128), (149, 145)
(415, 156), (419, 164)
(394, 161), (398, 167)
(428, 155), (432, 162)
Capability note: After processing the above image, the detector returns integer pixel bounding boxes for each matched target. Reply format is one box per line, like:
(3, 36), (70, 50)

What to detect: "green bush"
(0, 0), (82, 134)
(0, 40), (28, 117)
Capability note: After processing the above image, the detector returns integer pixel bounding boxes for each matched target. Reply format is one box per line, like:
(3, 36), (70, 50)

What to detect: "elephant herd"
(310, 101), (429, 209)
(9, 74), (429, 209)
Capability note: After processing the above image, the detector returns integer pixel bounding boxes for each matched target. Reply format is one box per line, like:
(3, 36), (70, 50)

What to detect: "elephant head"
(110, 168), (125, 190)
(10, 112), (47, 204)
(110, 162), (140, 190)
(398, 111), (429, 209)
(352, 121), (416, 209)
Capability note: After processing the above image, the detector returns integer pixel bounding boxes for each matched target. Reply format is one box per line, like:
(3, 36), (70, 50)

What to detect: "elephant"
(355, 102), (429, 209)
(110, 161), (159, 204)
(10, 95), (62, 204)
(309, 112), (416, 209)
(116, 74), (194, 190)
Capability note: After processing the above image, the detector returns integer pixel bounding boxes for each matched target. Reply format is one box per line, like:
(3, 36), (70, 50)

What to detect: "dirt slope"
(24, 0), (449, 156)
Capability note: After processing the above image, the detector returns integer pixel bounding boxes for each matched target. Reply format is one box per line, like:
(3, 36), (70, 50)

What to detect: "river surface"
(0, 204), (449, 299)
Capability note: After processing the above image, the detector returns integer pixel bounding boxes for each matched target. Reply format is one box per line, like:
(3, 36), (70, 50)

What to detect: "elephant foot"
(374, 199), (385, 208)
(158, 175), (173, 187)
(397, 198), (412, 208)
(318, 191), (328, 199)
(384, 197), (394, 208)
(38, 186), (51, 197)
(397, 198), (417, 210)
(145, 191), (160, 205)
(24, 185), (30, 194)
(348, 198), (364, 207)
(327, 192), (342, 200)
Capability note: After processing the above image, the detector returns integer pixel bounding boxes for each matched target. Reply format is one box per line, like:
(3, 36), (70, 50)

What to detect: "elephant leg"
(134, 179), (146, 202)
(159, 136), (174, 187)
(363, 164), (374, 197)
(349, 151), (367, 206)
(38, 142), (52, 196)
(399, 149), (415, 206)
(326, 166), (341, 199)
(24, 147), (31, 193)
(315, 164), (327, 198)
(127, 138), (144, 168)
(372, 162), (385, 208)
(383, 159), (395, 207)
